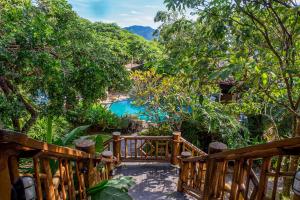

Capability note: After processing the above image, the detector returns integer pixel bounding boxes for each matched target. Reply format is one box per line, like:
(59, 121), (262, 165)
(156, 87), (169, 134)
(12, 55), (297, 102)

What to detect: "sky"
(67, 0), (166, 28)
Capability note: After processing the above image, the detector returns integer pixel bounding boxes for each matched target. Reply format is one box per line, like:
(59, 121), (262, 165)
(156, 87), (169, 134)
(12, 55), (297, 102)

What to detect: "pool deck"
(114, 162), (196, 200)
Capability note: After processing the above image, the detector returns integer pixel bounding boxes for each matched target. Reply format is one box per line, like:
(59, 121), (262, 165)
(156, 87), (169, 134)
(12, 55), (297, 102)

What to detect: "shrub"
(66, 103), (120, 131)
(140, 123), (172, 136)
(28, 117), (71, 142)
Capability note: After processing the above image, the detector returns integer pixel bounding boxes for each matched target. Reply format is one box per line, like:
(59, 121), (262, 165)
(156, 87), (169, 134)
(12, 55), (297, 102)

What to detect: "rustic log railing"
(2, 128), (300, 200)
(112, 132), (207, 165)
(178, 138), (300, 200)
(0, 129), (114, 200)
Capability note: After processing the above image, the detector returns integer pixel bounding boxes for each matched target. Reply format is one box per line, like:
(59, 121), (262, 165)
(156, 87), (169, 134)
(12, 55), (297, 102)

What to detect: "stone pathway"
(114, 162), (196, 200)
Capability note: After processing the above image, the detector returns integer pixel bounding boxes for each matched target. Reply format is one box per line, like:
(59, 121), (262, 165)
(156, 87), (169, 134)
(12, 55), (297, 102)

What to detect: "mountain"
(124, 25), (156, 40)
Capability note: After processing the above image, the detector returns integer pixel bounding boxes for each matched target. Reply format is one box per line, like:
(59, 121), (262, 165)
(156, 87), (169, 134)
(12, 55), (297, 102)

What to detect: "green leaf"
(95, 135), (104, 153)
(219, 69), (231, 80)
(62, 125), (90, 145)
(261, 73), (268, 85)
(208, 71), (220, 80)
(107, 177), (135, 191)
(91, 187), (133, 200)
(87, 180), (109, 195)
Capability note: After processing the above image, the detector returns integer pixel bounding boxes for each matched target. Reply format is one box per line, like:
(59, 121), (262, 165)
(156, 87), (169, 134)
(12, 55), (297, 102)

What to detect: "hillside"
(124, 25), (155, 40)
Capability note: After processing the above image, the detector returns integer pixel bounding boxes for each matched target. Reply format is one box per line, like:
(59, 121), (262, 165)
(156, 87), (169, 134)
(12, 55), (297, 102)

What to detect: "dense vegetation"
(0, 0), (160, 142)
(131, 0), (300, 148)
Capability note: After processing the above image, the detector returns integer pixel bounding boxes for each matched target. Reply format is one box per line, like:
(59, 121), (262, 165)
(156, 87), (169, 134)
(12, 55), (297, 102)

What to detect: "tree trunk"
(282, 116), (300, 198)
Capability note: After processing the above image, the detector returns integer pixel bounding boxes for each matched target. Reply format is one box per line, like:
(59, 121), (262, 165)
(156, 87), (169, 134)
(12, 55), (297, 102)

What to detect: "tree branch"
(1, 77), (38, 133)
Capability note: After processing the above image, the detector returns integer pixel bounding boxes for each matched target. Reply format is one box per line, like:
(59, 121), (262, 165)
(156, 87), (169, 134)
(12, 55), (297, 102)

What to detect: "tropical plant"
(66, 103), (121, 131)
(130, 68), (250, 148)
(87, 177), (135, 200)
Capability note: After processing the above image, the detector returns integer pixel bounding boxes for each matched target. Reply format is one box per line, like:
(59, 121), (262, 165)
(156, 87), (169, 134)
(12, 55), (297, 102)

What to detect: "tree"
(163, 0), (300, 133)
(159, 0), (300, 197)
(0, 0), (158, 135)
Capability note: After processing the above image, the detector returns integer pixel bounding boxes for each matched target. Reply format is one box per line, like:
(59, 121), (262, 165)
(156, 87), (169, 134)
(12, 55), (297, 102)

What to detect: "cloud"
(120, 13), (130, 17)
(130, 10), (141, 14)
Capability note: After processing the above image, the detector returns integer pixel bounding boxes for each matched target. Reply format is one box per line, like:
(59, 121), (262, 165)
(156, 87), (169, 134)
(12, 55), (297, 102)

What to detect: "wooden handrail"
(120, 135), (173, 140)
(0, 129), (97, 159)
(203, 139), (300, 200)
(209, 137), (300, 160)
(181, 155), (207, 162)
(181, 137), (207, 156)
(5, 129), (299, 200)
(0, 129), (114, 200)
(177, 139), (300, 200)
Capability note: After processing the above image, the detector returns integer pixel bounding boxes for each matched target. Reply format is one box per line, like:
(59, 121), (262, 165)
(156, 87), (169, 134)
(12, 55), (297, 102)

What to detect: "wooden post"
(203, 142), (227, 200)
(102, 151), (114, 179)
(75, 139), (96, 187)
(42, 159), (56, 200)
(33, 158), (43, 200)
(171, 132), (181, 166)
(113, 132), (121, 164)
(177, 151), (192, 192)
(0, 151), (11, 200)
(256, 157), (271, 199)
(75, 139), (95, 154)
(8, 155), (19, 184)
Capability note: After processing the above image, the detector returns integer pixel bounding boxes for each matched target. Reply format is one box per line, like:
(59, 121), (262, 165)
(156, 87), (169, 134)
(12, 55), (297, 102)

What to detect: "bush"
(140, 123), (172, 136)
(181, 120), (222, 152)
(28, 117), (71, 142)
(66, 103), (121, 131)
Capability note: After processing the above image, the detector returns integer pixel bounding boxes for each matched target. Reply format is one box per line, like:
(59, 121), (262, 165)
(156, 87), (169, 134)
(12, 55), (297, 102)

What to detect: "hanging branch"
(0, 76), (38, 133)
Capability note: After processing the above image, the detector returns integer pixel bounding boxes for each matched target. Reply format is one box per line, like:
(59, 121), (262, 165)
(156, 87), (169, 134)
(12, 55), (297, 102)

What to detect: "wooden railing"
(178, 138), (300, 200)
(0, 129), (114, 200)
(2, 128), (299, 200)
(120, 135), (173, 162)
(112, 132), (206, 165)
(181, 137), (207, 157)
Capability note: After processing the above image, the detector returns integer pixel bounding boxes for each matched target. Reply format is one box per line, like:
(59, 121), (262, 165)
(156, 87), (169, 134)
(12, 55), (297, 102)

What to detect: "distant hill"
(124, 25), (156, 40)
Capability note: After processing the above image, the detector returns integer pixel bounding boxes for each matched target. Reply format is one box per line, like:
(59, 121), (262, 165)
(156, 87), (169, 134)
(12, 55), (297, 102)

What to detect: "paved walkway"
(114, 162), (195, 200)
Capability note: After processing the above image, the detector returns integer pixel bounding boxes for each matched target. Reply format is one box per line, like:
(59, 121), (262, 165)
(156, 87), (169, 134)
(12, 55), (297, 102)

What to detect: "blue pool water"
(109, 99), (166, 122)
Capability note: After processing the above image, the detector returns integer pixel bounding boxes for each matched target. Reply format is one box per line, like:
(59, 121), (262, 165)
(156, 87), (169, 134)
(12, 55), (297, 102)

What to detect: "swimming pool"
(108, 99), (166, 122)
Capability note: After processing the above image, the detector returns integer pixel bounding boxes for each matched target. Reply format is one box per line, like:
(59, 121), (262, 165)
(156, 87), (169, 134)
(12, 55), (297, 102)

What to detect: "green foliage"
(87, 177), (135, 200)
(66, 104), (120, 131)
(159, 0), (300, 123)
(56, 125), (90, 146)
(90, 187), (132, 200)
(132, 0), (300, 153)
(131, 68), (250, 148)
(0, 0), (160, 134)
(141, 124), (173, 136)
(28, 117), (71, 142)
(95, 135), (104, 153)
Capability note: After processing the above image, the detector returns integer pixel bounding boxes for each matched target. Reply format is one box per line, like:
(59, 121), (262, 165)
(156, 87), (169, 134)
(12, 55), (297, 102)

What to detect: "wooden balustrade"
(1, 130), (207, 200)
(112, 132), (206, 163)
(0, 129), (114, 200)
(178, 138), (300, 200)
(2, 128), (299, 200)
(119, 135), (173, 162)
(181, 137), (207, 157)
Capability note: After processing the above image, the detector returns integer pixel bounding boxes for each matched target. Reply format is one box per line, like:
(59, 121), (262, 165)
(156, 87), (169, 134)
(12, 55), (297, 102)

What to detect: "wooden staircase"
(1, 129), (300, 200)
